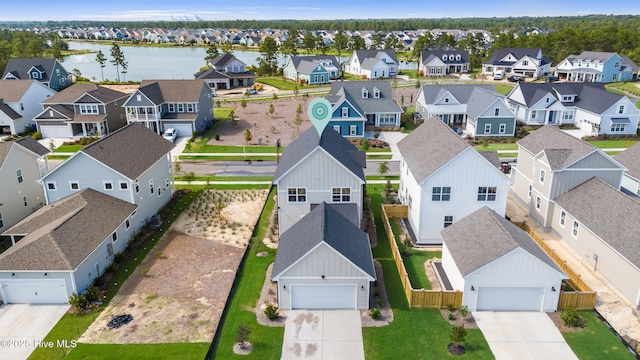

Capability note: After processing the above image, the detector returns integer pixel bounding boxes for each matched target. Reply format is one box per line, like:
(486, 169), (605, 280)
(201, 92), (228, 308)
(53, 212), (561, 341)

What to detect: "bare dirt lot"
(80, 190), (267, 344)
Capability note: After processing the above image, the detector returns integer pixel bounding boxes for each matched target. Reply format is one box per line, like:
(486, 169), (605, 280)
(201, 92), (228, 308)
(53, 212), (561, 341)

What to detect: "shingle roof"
(210, 53), (243, 67)
(194, 68), (229, 80)
(485, 48), (542, 65)
(290, 55), (339, 74)
(397, 116), (470, 182)
(79, 122), (175, 179)
(0, 189), (137, 271)
(554, 178), (640, 269)
(2, 58), (67, 82)
(512, 82), (624, 114)
(42, 84), (127, 104)
(0, 99), (21, 120)
(440, 206), (565, 276)
(419, 84), (496, 105)
(327, 81), (402, 114)
(517, 126), (597, 170)
(272, 202), (375, 279)
(273, 126), (365, 182)
(615, 142), (640, 181)
(479, 151), (501, 168)
(420, 50), (469, 65)
(137, 80), (207, 103)
(0, 137), (49, 167)
(351, 49), (398, 71)
(0, 79), (38, 102)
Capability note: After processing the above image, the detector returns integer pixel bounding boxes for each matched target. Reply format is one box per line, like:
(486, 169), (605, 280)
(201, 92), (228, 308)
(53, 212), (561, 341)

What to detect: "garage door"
(1, 279), (69, 304)
(477, 287), (543, 311)
(162, 123), (193, 138)
(39, 125), (71, 138)
(291, 285), (356, 310)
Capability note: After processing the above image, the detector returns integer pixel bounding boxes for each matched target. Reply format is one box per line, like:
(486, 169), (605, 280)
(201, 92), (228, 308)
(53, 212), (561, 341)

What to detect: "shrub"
(458, 305), (468, 318)
(370, 307), (382, 320)
(373, 132), (380, 139)
(235, 324), (251, 349)
(85, 285), (101, 303)
(447, 303), (456, 312)
(560, 307), (586, 328)
(113, 252), (124, 263)
(69, 292), (89, 313)
(376, 298), (384, 308)
(264, 303), (279, 320)
(107, 263), (118, 273)
(215, 133), (220, 141)
(450, 325), (468, 345)
(448, 313), (456, 320)
(31, 132), (43, 140)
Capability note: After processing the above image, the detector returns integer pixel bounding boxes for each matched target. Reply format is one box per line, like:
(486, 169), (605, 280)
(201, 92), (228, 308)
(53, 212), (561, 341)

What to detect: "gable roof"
(273, 126), (365, 182)
(485, 48), (542, 65)
(327, 81), (402, 114)
(194, 67), (229, 80)
(517, 126), (598, 170)
(290, 55), (339, 73)
(420, 50), (469, 65)
(510, 82), (625, 114)
(0, 79), (40, 102)
(397, 116), (470, 182)
(0, 99), (21, 120)
(568, 51), (620, 64)
(615, 142), (640, 181)
(77, 123), (174, 179)
(210, 53), (244, 67)
(440, 206), (565, 276)
(0, 189), (137, 271)
(42, 84), (127, 104)
(272, 202), (375, 279)
(136, 80), (206, 104)
(2, 58), (67, 82)
(419, 84), (496, 106)
(553, 178), (640, 269)
(0, 137), (49, 167)
(351, 49), (398, 70)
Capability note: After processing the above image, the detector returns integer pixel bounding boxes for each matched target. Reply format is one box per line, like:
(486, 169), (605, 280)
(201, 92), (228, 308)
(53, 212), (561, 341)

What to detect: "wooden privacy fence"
(516, 222), (597, 310)
(382, 205), (462, 309)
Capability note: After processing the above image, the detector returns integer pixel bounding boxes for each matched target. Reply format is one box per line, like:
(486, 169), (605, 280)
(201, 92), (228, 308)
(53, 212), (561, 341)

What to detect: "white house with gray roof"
(441, 206), (567, 311)
(550, 178), (640, 308)
(272, 202), (375, 310)
(0, 80), (56, 136)
(482, 48), (551, 79)
(273, 126), (366, 234)
(39, 123), (175, 233)
(554, 51), (638, 83)
(506, 82), (640, 136)
(512, 125), (626, 230)
(0, 189), (138, 304)
(615, 142), (640, 196)
(283, 55), (339, 85)
(344, 49), (398, 79)
(397, 117), (511, 244)
(415, 84), (516, 137)
(419, 50), (469, 76)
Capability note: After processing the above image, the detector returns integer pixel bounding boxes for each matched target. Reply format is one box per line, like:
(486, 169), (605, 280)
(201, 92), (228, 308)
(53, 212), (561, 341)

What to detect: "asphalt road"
(179, 160), (400, 177)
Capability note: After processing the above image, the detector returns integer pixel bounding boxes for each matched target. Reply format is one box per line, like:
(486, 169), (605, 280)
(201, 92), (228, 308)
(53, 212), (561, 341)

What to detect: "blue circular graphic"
(309, 99), (331, 121)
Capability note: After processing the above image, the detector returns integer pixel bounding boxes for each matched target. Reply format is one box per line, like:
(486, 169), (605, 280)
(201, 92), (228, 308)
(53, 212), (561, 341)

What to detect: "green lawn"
(64, 343), (209, 360)
(398, 70), (419, 79)
(586, 139), (639, 149)
(473, 143), (518, 151)
(390, 219), (440, 289)
(214, 107), (235, 120)
(366, 175), (400, 181)
(174, 175), (273, 182)
(255, 77), (302, 91)
(54, 144), (83, 153)
(494, 84), (516, 95)
(179, 155), (278, 161)
(367, 154), (393, 160)
(606, 82), (640, 97)
(187, 145), (281, 154)
(562, 311), (636, 360)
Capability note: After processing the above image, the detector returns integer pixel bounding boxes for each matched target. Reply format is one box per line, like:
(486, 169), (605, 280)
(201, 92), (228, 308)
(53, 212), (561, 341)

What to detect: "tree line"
(0, 29), (68, 73)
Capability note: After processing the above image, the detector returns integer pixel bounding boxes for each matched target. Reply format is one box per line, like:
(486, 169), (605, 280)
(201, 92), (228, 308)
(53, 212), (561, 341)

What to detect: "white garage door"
(162, 123), (193, 138)
(1, 279), (69, 304)
(291, 284), (356, 310)
(39, 125), (71, 138)
(477, 287), (543, 311)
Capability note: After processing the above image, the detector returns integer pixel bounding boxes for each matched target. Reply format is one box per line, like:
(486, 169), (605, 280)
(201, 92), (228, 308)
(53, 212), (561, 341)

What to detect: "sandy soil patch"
(100, 84), (140, 94)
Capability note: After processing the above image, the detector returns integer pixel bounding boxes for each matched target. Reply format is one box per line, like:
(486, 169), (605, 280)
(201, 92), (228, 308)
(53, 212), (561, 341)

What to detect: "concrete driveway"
(474, 311), (578, 360)
(282, 310), (364, 360)
(0, 304), (70, 360)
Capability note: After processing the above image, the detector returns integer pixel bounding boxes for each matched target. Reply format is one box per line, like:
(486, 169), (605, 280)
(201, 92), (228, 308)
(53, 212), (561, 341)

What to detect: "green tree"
(303, 31), (316, 54)
(220, 41), (234, 54)
(268, 103), (275, 118)
(378, 161), (389, 177)
(333, 30), (348, 78)
(109, 43), (126, 82)
(360, 138), (370, 151)
(372, 33), (384, 49)
(205, 43), (220, 64)
(348, 36), (366, 51)
(384, 35), (400, 50)
(450, 325), (468, 347)
(258, 37), (279, 76)
(280, 28), (300, 57)
(240, 98), (247, 110)
(315, 35), (327, 54)
(95, 50), (107, 81)
(244, 128), (253, 145)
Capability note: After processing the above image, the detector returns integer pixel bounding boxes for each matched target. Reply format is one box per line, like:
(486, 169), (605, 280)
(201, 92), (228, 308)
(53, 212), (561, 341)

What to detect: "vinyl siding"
(474, 117), (516, 136)
(442, 243), (464, 291)
(0, 271), (74, 302)
(277, 278), (370, 310)
(620, 174), (640, 196)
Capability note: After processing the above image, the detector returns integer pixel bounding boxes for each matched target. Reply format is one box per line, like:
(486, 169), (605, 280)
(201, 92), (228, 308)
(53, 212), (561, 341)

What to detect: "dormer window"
(456, 54), (461, 61)
(31, 71), (40, 79)
(442, 54), (448, 61)
(373, 88), (380, 98)
(362, 88), (369, 98)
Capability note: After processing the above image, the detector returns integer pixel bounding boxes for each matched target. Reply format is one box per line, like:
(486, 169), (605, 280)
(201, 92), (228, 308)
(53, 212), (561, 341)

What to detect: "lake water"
(63, 41), (416, 82)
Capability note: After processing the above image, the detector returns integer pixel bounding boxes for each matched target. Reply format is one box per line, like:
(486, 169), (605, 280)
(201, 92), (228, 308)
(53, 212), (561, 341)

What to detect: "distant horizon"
(2, 1), (640, 22)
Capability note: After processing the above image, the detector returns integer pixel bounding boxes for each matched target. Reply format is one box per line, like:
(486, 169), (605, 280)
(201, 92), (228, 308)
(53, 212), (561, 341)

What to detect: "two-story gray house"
(2, 58), (72, 92)
(0, 80), (56, 136)
(194, 53), (255, 90)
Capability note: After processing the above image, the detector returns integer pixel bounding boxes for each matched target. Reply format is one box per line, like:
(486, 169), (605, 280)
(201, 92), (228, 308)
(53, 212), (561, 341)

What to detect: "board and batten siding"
(277, 148), (363, 234)
(550, 204), (640, 307)
(441, 243), (464, 291)
(277, 277), (370, 310)
(474, 117), (516, 136)
(463, 249), (565, 312)
(415, 148), (509, 244)
(620, 174), (640, 196)
(401, 161), (423, 243)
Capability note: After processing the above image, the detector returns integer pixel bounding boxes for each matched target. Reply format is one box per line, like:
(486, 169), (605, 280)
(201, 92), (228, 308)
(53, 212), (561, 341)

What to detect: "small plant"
(85, 285), (101, 302)
(235, 324), (251, 349)
(458, 305), (468, 318)
(264, 303), (279, 320)
(376, 298), (384, 308)
(373, 132), (380, 139)
(560, 307), (586, 328)
(449, 325), (468, 354)
(370, 306), (382, 320)
(31, 131), (43, 140)
(447, 303), (456, 312)
(448, 313), (456, 320)
(156, 251), (163, 258)
(69, 292), (89, 313)
(145, 293), (159, 303)
(113, 252), (124, 263)
(215, 133), (220, 141)
(107, 263), (118, 273)
(140, 267), (149, 276)
(360, 138), (370, 151)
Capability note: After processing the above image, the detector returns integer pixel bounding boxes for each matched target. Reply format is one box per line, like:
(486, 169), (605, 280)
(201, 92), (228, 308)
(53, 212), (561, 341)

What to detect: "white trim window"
(528, 184), (532, 198)
(349, 125), (357, 136)
(168, 104), (175, 112)
(287, 188), (306, 202)
(499, 124), (506, 134)
(177, 103), (184, 112)
(539, 169), (546, 184)
(484, 124), (491, 134)
(112, 232), (118, 242)
(477, 186), (497, 201)
(135, 179), (140, 193)
(47, 182), (57, 191)
(444, 215), (453, 228)
(16, 169), (23, 183)
(560, 210), (566, 227)
(104, 181), (114, 191)
(333, 125), (341, 133)
(362, 89), (368, 98)
(187, 103), (195, 112)
(119, 181), (128, 190)
(494, 108), (500, 116)
(432, 186), (451, 201)
(125, 219), (130, 229)
(536, 196), (541, 210)
(0, 211), (4, 228)
(379, 113), (396, 125)
(342, 107), (349, 117)
(572, 220), (579, 238)
(70, 181), (80, 190)
(374, 88), (380, 98)
(332, 187), (351, 202)
(79, 104), (99, 114)
(531, 110), (537, 120)
(618, 105), (625, 114)
(611, 123), (626, 132)
(149, 179), (154, 195)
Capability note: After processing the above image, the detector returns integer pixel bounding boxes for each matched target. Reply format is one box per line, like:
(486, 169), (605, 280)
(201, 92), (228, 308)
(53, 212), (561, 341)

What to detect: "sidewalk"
(506, 194), (640, 349)
(173, 179), (400, 186)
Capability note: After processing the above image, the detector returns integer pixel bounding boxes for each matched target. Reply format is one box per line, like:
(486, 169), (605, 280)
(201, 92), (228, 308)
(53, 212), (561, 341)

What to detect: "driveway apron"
(281, 310), (364, 360)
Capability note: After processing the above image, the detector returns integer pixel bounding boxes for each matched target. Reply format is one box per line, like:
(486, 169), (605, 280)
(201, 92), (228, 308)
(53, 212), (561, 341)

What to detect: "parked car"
(245, 88), (258, 95)
(508, 74), (525, 83)
(163, 128), (177, 142)
(493, 70), (504, 80)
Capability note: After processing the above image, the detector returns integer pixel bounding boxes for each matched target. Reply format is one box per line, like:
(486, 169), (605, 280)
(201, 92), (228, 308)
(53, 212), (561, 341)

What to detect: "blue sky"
(1, 1), (638, 22)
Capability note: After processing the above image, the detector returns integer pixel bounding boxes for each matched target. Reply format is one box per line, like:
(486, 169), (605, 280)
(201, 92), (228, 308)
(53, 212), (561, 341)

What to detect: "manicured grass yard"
(494, 84), (516, 95)
(389, 219), (440, 289)
(398, 70), (419, 79)
(54, 144), (84, 152)
(214, 107), (235, 121)
(563, 311), (636, 360)
(587, 139), (639, 149)
(255, 77), (302, 91)
(473, 143), (518, 151)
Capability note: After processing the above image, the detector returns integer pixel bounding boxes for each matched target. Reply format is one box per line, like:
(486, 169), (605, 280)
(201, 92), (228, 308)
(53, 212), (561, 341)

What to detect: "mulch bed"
(547, 312), (587, 333)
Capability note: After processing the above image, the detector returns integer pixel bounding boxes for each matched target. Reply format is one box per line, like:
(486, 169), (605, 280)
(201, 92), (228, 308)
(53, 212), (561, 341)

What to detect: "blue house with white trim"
(283, 55), (339, 85)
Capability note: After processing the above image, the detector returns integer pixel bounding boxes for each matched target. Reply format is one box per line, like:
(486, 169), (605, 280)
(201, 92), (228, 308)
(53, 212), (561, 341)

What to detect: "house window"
(287, 188), (306, 202)
(23, 196), (27, 207)
(560, 211), (566, 227)
(104, 181), (113, 191)
(79, 104), (99, 114)
(374, 89), (380, 98)
(408, 194), (412, 209)
(477, 186), (497, 201)
(442, 54), (448, 61)
(536, 196), (541, 210)
(522, 60), (528, 66)
(614, 62), (620, 68)
(47, 182), (57, 191)
(165, 179), (170, 188)
(539, 169), (545, 184)
(362, 89), (368, 98)
(126, 219), (130, 229)
(149, 180), (154, 195)
(531, 110), (537, 119)
(456, 54), (461, 61)
(313, 75), (318, 83)
(119, 181), (128, 190)
(444, 216), (454, 228)
(333, 125), (341, 133)
(187, 103), (194, 112)
(563, 110), (574, 120)
(135, 179), (140, 193)
(494, 108), (500, 116)
(16, 169), (23, 183)
(528, 184), (532, 198)
(0, 212), (3, 228)
(432, 186), (451, 201)
(332, 187), (351, 202)
(112, 232), (118, 242)
(176, 104), (184, 112)
(350, 125), (357, 136)
(618, 105), (625, 114)
(70, 181), (79, 190)
(545, 97), (550, 104)
(484, 124), (491, 134)
(342, 107), (349, 117)
(168, 104), (175, 112)
(499, 124), (506, 134)
(572, 220), (579, 238)
(444, 97), (449, 103)
(107, 243), (114, 257)
(611, 123), (626, 132)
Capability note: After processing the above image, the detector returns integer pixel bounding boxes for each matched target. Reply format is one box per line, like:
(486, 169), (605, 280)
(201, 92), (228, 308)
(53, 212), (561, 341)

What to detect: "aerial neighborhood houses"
(2, 58), (72, 91)
(0, 79), (56, 136)
(283, 55), (340, 84)
(194, 53), (255, 90)
(482, 48), (551, 79)
(554, 51), (639, 83)
(615, 142), (640, 196)
(418, 50), (469, 76)
(344, 49), (398, 79)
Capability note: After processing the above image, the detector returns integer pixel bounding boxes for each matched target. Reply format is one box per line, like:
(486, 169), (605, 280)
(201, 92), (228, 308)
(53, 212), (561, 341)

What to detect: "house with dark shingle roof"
(2, 58), (72, 91)
(554, 51), (638, 83)
(194, 53), (255, 89)
(551, 178), (640, 307)
(283, 55), (339, 85)
(512, 125), (626, 230)
(419, 50), (469, 76)
(344, 49), (398, 79)
(415, 84), (516, 137)
(0, 137), (49, 236)
(0, 189), (138, 304)
(39, 123), (174, 233)
(615, 142), (640, 196)
(0, 79), (56, 135)
(506, 82), (640, 136)
(441, 206), (567, 311)
(123, 80), (214, 137)
(273, 126), (365, 234)
(482, 48), (551, 79)
(397, 116), (510, 244)
(271, 202), (375, 310)
(325, 81), (403, 137)
(33, 84), (128, 139)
